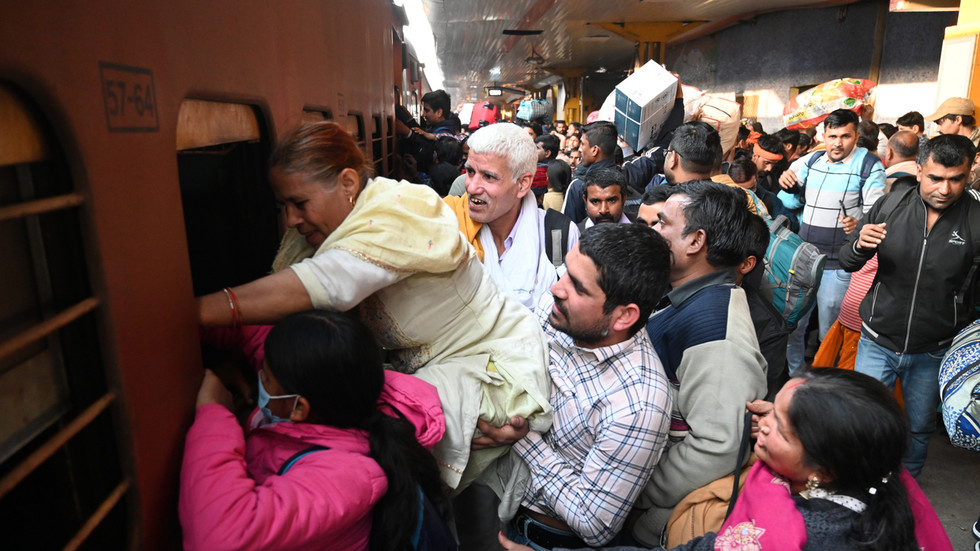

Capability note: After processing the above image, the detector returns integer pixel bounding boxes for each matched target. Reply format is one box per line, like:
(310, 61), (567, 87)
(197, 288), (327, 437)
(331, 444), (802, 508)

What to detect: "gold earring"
(349, 195), (355, 207)
(802, 474), (821, 498)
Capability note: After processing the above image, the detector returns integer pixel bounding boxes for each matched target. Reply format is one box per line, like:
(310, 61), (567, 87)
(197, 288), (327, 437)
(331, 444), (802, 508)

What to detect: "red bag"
(469, 101), (500, 130)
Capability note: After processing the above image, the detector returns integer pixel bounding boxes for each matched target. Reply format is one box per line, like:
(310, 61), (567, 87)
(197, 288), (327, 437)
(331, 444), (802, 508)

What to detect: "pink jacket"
(179, 370), (445, 551)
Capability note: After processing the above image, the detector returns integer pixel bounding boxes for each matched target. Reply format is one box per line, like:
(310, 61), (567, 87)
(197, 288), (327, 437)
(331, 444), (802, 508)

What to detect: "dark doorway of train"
(175, 100), (279, 296)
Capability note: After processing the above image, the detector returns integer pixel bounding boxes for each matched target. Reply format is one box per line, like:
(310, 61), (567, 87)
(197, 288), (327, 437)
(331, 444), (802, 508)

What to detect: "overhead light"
(401, 0), (444, 88)
(487, 87), (503, 96)
(595, 66), (607, 73)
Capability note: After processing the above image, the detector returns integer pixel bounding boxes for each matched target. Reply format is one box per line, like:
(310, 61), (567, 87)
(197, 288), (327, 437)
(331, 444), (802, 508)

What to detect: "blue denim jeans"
(786, 268), (851, 377)
(505, 515), (570, 551)
(815, 268), (851, 338)
(785, 303), (814, 377)
(854, 335), (947, 476)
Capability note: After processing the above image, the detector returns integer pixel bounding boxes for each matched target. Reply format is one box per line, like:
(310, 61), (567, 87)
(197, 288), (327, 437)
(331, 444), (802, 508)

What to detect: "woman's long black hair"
(789, 369), (917, 551)
(265, 310), (449, 551)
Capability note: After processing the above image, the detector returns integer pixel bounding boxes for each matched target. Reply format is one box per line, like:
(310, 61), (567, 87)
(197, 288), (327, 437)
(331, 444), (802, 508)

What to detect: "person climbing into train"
(180, 310), (453, 551)
(196, 122), (552, 495)
(497, 369), (953, 551)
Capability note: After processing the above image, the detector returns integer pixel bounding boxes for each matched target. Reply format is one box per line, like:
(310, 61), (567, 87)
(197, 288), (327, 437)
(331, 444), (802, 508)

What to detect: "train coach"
(0, 1), (424, 548)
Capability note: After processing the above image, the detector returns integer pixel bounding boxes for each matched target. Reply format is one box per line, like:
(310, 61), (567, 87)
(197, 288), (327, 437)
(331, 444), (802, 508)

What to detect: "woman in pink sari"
(500, 368), (952, 551)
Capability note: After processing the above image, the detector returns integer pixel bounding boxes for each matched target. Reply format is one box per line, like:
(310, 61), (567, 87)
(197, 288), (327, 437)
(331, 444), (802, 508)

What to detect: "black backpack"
(543, 208), (572, 268)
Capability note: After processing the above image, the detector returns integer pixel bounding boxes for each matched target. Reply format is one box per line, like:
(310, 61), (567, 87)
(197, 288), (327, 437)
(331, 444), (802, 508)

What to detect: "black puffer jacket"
(838, 186), (980, 354)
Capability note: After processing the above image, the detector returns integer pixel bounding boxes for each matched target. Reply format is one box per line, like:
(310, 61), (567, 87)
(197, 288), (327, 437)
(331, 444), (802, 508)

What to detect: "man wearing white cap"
(928, 97), (980, 146)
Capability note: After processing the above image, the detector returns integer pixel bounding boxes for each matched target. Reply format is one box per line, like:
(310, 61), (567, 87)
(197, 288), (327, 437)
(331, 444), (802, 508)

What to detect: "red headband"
(754, 143), (783, 162)
(746, 131), (762, 145)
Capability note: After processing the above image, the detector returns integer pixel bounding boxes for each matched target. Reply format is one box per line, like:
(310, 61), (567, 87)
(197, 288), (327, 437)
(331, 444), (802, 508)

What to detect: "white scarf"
(479, 193), (558, 310)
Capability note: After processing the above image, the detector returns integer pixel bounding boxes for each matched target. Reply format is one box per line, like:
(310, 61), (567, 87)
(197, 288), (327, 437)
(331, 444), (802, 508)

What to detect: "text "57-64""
(100, 62), (159, 132)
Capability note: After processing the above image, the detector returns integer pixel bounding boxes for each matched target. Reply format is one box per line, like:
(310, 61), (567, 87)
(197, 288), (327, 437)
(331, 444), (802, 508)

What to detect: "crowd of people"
(176, 83), (980, 551)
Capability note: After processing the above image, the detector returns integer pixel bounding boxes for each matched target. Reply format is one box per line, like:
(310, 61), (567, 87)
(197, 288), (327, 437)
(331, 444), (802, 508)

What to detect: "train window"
(387, 116), (396, 178)
(0, 82), (129, 549)
(345, 113), (367, 156)
(176, 100), (278, 296)
(301, 108), (333, 124)
(371, 114), (384, 175)
(176, 99), (260, 150)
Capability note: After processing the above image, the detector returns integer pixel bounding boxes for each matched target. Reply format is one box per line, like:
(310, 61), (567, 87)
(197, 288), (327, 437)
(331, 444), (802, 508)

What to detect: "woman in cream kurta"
(198, 122), (551, 490)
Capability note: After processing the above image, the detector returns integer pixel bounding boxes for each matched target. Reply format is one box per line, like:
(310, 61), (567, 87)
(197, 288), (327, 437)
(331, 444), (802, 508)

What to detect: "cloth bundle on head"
(682, 85), (742, 155)
(783, 78), (876, 130)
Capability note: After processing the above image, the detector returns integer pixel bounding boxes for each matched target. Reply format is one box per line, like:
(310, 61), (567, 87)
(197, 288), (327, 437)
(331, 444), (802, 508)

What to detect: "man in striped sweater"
(777, 109), (886, 375)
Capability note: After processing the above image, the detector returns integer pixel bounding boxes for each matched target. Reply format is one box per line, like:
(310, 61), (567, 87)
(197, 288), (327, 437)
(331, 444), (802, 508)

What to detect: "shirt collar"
(556, 326), (646, 367)
(664, 267), (737, 308)
(584, 158), (616, 174)
(583, 212), (631, 229)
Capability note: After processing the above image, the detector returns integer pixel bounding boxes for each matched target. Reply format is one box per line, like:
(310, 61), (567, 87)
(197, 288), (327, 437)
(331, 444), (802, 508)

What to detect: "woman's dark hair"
(265, 311), (448, 551)
(790, 369), (916, 551)
(547, 159), (572, 193)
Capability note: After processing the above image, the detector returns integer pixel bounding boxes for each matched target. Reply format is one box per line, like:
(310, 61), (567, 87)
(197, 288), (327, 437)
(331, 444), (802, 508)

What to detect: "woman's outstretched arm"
(198, 269), (312, 327)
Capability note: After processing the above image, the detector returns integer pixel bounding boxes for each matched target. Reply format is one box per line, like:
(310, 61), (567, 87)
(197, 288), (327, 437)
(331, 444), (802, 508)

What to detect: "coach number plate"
(100, 63), (159, 132)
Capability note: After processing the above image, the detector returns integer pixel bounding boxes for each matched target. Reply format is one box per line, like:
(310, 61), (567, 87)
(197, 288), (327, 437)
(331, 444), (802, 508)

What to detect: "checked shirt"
(514, 294), (672, 546)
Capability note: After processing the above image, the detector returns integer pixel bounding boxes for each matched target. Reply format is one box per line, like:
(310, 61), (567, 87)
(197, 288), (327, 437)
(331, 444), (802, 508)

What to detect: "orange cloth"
(812, 320), (904, 409)
(443, 194), (485, 262)
(753, 143), (783, 162)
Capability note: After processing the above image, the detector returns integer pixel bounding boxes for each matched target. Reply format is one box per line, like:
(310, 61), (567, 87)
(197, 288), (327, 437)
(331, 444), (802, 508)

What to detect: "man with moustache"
(778, 109), (886, 375)
(444, 122), (579, 310)
(578, 167), (630, 231)
(505, 223), (673, 548)
(840, 134), (980, 476)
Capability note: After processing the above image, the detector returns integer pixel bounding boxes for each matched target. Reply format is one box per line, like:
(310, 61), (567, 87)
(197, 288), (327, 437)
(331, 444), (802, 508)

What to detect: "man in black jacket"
(839, 134), (979, 476)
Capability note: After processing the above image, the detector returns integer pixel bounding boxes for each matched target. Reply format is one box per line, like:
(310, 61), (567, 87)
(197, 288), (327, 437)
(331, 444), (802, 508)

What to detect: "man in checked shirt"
(502, 222), (674, 549)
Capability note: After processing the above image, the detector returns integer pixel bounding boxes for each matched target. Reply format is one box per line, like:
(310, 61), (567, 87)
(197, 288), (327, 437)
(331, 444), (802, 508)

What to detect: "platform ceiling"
(420, 0), (861, 104)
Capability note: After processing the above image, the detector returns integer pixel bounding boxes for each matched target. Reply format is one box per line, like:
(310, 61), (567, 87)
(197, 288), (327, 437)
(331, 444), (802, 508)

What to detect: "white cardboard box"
(614, 61), (677, 151)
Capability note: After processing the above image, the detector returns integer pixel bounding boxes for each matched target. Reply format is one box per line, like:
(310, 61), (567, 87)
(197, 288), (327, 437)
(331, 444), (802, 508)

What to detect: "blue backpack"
(939, 319), (980, 452)
(763, 215), (827, 330)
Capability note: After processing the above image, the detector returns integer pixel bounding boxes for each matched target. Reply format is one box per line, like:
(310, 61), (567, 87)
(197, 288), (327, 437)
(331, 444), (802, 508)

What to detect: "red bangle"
(222, 287), (243, 329)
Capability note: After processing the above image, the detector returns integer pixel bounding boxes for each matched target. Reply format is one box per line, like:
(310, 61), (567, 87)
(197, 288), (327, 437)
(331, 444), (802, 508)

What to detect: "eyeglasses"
(665, 148), (676, 157)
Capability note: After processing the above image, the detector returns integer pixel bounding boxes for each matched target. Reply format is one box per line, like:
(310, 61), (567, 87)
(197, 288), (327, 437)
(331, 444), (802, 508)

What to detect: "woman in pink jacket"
(180, 310), (450, 551)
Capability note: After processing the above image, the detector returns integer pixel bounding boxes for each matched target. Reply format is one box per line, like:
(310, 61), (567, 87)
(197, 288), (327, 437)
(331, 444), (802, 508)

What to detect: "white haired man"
(445, 123), (579, 310)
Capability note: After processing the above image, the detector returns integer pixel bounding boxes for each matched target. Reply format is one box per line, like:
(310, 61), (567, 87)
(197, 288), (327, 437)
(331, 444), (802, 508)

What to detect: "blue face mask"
(257, 373), (300, 425)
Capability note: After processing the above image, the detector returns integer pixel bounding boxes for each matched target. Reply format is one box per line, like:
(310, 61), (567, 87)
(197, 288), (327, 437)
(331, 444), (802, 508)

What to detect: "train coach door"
(0, 82), (130, 549)
(175, 100), (279, 296)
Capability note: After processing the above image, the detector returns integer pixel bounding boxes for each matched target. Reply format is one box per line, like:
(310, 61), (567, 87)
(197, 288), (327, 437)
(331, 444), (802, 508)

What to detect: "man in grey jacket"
(632, 181), (768, 546)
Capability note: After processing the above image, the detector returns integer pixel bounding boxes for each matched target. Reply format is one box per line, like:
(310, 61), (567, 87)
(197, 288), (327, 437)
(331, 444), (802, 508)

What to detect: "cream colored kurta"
(272, 176), (553, 490)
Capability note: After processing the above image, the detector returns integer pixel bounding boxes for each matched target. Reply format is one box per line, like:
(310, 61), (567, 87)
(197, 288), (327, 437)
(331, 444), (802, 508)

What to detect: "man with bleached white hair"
(444, 122), (579, 310)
